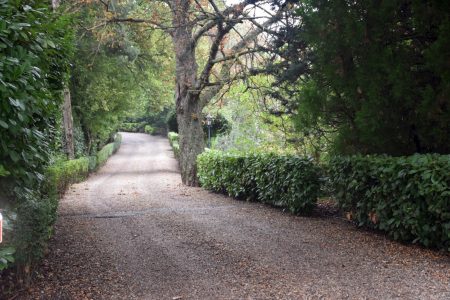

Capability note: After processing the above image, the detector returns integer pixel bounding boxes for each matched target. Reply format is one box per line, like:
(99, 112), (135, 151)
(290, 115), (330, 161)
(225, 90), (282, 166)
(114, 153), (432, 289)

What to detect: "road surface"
(21, 132), (450, 299)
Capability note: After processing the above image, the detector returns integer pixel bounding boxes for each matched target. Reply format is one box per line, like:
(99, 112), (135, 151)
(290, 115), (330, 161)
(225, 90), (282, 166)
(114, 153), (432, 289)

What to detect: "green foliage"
(0, 0), (75, 275)
(168, 132), (180, 159)
(329, 154), (450, 251)
(113, 133), (122, 154)
(88, 155), (97, 172)
(0, 247), (15, 271)
(13, 155), (89, 269)
(120, 122), (147, 133)
(168, 132), (179, 146)
(0, 0), (74, 187)
(97, 134), (122, 167)
(45, 157), (89, 197)
(144, 125), (155, 135)
(96, 144), (114, 168)
(203, 112), (230, 137)
(166, 110), (178, 133)
(197, 151), (322, 214)
(213, 81), (298, 153)
(272, 0), (450, 155)
(0, 165), (10, 177)
(70, 3), (174, 151)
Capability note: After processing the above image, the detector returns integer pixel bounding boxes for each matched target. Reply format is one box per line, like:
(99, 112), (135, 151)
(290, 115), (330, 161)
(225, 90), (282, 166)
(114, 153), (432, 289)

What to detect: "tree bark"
(63, 87), (75, 159)
(171, 0), (204, 186)
(166, 0), (284, 185)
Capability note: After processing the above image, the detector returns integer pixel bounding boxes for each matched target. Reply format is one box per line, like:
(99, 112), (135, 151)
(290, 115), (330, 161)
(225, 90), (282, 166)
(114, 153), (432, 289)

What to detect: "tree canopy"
(269, 0), (450, 156)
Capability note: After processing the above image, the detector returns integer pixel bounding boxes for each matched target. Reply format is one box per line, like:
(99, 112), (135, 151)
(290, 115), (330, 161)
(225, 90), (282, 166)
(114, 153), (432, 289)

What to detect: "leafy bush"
(0, 247), (15, 271)
(329, 154), (450, 251)
(197, 151), (322, 214)
(119, 122), (146, 133)
(0, 0), (75, 277)
(168, 132), (178, 146)
(45, 158), (89, 197)
(168, 132), (180, 159)
(144, 125), (155, 135)
(96, 134), (122, 167)
(96, 144), (114, 167)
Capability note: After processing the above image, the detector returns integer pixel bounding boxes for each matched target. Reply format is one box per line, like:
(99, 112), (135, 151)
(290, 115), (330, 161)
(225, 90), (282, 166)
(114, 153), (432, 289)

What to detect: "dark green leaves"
(329, 154), (450, 251)
(197, 151), (322, 214)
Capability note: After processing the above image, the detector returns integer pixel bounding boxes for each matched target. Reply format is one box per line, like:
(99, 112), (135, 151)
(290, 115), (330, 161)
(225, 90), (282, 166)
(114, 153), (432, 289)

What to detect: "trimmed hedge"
(96, 134), (122, 168)
(97, 143), (114, 167)
(329, 154), (450, 251)
(0, 133), (123, 279)
(168, 132), (180, 159)
(10, 157), (90, 274)
(197, 151), (322, 214)
(45, 157), (90, 197)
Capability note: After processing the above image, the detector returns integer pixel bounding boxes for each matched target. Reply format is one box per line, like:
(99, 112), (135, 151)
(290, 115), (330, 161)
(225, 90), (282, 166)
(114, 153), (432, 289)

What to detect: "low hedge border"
(168, 132), (180, 159)
(329, 154), (450, 251)
(96, 134), (122, 168)
(0, 133), (123, 276)
(45, 157), (90, 197)
(197, 151), (322, 214)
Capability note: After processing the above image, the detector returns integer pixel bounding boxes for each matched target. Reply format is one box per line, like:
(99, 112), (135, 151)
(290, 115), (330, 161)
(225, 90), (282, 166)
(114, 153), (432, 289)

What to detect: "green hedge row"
(168, 132), (180, 159)
(45, 157), (89, 197)
(0, 134), (122, 275)
(197, 151), (322, 214)
(329, 154), (450, 251)
(96, 134), (122, 168)
(96, 144), (114, 168)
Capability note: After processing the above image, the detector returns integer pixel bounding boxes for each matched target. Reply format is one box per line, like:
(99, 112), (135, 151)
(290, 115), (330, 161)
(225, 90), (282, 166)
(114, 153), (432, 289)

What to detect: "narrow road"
(22, 133), (449, 299)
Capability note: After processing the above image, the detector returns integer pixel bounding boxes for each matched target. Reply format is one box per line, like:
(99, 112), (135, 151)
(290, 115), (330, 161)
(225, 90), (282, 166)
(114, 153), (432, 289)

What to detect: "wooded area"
(0, 0), (449, 292)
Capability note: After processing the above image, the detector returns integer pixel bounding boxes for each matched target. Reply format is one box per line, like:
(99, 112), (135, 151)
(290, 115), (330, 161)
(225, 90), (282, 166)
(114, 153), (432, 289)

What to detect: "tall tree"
(109, 0), (286, 185)
(268, 0), (450, 156)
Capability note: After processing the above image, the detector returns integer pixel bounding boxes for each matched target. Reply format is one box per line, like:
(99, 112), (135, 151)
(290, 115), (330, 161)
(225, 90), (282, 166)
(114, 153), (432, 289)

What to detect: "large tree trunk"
(171, 0), (205, 186)
(63, 87), (75, 159)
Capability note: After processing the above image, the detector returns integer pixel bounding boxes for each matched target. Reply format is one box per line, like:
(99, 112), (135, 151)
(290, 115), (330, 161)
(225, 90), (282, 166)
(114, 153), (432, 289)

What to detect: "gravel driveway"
(20, 132), (449, 299)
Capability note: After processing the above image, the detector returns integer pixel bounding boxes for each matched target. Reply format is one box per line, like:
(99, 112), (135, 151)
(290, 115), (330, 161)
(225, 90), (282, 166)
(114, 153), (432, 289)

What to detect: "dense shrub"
(96, 144), (114, 167)
(168, 132), (180, 159)
(144, 125), (155, 135)
(197, 151), (322, 214)
(96, 133), (122, 167)
(10, 156), (89, 275)
(168, 133), (180, 158)
(119, 122), (146, 133)
(329, 154), (450, 251)
(168, 132), (178, 145)
(45, 158), (89, 196)
(0, 0), (74, 278)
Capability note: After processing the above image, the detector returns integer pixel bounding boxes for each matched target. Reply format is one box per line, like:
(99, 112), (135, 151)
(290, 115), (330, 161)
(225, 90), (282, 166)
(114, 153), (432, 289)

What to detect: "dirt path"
(20, 133), (449, 299)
